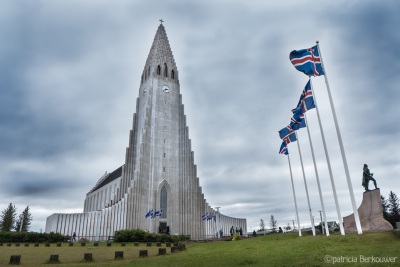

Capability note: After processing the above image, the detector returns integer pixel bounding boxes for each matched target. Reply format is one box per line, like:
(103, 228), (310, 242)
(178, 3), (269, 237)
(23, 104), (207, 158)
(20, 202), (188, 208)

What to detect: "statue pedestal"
(343, 189), (393, 232)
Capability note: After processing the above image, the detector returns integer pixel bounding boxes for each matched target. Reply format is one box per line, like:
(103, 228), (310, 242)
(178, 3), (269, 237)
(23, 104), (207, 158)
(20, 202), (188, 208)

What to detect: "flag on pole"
(279, 126), (294, 140)
(289, 108), (306, 130)
(279, 124), (301, 142)
(290, 45), (325, 76)
(283, 131), (297, 145)
(278, 110), (305, 139)
(279, 142), (288, 155)
(145, 209), (153, 218)
(292, 80), (316, 113)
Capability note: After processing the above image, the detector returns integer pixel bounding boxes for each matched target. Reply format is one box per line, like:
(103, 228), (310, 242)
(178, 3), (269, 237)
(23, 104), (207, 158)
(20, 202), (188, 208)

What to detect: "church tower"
(121, 23), (203, 236)
(45, 23), (246, 240)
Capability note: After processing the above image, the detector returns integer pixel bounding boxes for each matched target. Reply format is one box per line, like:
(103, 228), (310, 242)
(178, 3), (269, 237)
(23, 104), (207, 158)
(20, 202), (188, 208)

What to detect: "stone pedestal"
(343, 189), (393, 232)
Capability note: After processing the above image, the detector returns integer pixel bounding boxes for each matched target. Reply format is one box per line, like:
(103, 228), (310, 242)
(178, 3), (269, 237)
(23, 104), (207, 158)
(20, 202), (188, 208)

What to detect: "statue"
(362, 164), (378, 191)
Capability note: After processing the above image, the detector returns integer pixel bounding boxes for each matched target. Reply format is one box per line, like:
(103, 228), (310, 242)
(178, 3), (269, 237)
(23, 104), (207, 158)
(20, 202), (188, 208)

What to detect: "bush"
(131, 229), (146, 241)
(157, 233), (170, 243)
(114, 229), (147, 242)
(144, 233), (157, 242)
(0, 232), (66, 243)
(113, 229), (190, 243)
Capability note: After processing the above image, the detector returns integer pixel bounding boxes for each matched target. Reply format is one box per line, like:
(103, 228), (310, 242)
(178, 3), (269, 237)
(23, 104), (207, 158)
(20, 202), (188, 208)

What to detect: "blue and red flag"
(278, 109), (305, 139)
(279, 142), (288, 155)
(290, 45), (325, 77)
(145, 209), (153, 218)
(292, 80), (316, 113)
(283, 131), (297, 145)
(279, 126), (294, 140)
(289, 108), (306, 130)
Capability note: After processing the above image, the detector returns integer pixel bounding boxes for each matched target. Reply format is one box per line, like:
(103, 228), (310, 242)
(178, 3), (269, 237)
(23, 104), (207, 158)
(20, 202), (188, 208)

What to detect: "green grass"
(0, 232), (399, 266)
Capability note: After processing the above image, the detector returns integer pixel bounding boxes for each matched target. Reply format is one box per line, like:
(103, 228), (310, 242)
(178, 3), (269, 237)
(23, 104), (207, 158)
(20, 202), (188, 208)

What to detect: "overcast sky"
(1, 0), (399, 234)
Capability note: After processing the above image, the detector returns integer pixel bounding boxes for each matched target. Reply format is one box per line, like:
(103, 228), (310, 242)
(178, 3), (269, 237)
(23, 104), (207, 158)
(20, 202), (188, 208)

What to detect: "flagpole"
(316, 41), (362, 235)
(287, 153), (302, 237)
(294, 131), (316, 236)
(304, 112), (329, 236)
(309, 78), (345, 235)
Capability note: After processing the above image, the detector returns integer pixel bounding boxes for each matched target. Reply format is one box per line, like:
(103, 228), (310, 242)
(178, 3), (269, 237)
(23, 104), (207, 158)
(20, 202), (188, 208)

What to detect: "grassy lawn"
(0, 232), (399, 266)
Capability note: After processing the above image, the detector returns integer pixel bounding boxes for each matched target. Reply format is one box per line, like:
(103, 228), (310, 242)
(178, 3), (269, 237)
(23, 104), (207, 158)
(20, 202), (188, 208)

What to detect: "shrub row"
(114, 229), (190, 243)
(0, 232), (67, 243)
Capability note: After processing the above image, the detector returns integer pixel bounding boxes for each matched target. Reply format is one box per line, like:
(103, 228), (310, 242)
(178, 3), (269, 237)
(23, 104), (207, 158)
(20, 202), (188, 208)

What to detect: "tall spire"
(142, 23), (178, 82)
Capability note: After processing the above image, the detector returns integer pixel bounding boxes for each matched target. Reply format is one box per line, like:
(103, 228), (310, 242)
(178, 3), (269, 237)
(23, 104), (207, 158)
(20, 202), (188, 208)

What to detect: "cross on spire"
(159, 19), (164, 24)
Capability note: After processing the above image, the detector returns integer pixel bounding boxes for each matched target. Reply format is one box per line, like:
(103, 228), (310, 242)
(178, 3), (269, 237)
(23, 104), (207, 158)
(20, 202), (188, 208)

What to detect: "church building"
(45, 23), (247, 240)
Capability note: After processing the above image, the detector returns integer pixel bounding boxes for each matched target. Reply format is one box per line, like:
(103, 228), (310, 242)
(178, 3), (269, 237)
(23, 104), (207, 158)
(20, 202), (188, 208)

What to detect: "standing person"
(239, 227), (243, 236)
(72, 232), (76, 241)
(230, 226), (234, 236)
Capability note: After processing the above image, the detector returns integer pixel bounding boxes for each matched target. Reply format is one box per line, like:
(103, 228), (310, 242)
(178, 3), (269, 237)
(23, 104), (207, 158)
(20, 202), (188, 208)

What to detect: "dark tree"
(15, 206), (33, 232)
(381, 195), (390, 222)
(0, 203), (17, 232)
(269, 215), (278, 232)
(259, 219), (265, 231)
(388, 191), (400, 229)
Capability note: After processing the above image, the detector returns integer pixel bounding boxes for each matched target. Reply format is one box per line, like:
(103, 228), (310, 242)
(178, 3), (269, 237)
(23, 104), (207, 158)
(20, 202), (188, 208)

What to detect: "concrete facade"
(45, 24), (246, 240)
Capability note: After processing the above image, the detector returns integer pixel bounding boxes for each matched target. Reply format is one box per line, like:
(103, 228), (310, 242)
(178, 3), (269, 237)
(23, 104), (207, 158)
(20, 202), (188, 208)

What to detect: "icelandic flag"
(279, 142), (288, 155)
(145, 209), (153, 218)
(292, 80), (316, 113)
(279, 126), (294, 140)
(283, 131), (297, 145)
(202, 213), (208, 220)
(289, 107), (306, 130)
(155, 210), (160, 217)
(278, 111), (305, 140)
(290, 45), (325, 77)
(150, 210), (155, 218)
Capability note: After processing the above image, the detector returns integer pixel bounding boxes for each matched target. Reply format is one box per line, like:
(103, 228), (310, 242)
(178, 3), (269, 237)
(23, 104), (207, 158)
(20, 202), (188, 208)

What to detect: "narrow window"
(160, 186), (167, 218)
(171, 70), (175, 79)
(163, 153), (166, 158)
(157, 65), (161, 75)
(148, 66), (150, 77)
(164, 63), (168, 77)
(141, 74), (144, 84)
(163, 167), (166, 172)
(164, 139), (166, 144)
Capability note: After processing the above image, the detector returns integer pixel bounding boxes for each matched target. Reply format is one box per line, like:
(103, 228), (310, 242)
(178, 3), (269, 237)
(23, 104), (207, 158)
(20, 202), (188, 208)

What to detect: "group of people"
(230, 226), (243, 236)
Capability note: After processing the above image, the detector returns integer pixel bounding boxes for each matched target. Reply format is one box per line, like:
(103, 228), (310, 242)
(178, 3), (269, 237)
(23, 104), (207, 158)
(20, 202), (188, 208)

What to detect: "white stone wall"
(84, 177), (122, 212)
(46, 198), (128, 241)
